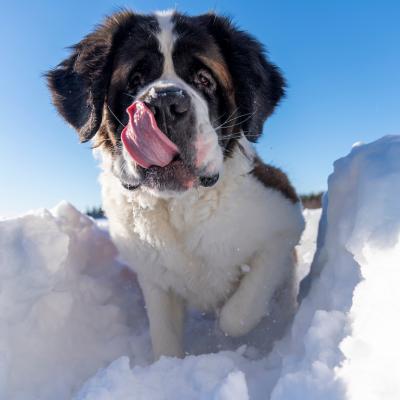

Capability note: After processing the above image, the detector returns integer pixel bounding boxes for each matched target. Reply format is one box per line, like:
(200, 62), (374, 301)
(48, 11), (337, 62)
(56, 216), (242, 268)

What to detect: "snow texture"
(0, 203), (151, 400)
(1, 135), (399, 399)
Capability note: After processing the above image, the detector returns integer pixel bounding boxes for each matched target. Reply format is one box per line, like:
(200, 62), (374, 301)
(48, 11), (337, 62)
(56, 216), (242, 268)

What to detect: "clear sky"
(1, 0), (399, 217)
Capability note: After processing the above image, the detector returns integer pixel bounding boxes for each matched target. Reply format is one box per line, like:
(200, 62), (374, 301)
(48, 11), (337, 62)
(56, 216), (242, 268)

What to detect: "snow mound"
(275, 135), (400, 399)
(75, 354), (249, 400)
(1, 135), (399, 399)
(0, 202), (150, 400)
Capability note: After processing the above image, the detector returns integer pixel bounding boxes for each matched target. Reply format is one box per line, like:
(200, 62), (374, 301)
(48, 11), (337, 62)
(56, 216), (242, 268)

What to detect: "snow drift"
(274, 135), (400, 400)
(0, 203), (151, 400)
(1, 135), (399, 399)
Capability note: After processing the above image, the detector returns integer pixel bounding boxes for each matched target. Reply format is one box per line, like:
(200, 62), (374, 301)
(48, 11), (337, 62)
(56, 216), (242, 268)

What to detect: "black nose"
(145, 87), (190, 121)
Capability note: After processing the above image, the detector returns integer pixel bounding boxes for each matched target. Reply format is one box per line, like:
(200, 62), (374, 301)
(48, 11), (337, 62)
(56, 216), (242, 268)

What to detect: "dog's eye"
(194, 69), (216, 92)
(197, 71), (211, 87)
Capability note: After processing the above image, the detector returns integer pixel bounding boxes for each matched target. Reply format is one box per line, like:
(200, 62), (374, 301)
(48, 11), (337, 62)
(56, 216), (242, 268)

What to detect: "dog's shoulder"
(250, 156), (299, 204)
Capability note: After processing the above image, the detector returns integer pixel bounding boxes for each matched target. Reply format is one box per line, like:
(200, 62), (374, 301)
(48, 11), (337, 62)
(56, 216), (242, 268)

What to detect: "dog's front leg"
(139, 278), (185, 360)
(219, 247), (296, 337)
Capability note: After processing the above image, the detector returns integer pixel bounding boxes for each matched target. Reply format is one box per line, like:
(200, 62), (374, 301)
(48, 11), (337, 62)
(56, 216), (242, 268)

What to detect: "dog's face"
(47, 10), (285, 194)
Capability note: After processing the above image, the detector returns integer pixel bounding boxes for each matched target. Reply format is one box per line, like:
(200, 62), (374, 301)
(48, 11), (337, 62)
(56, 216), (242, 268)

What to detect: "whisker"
(213, 109), (242, 130)
(215, 111), (256, 131)
(212, 112), (229, 125)
(215, 116), (240, 130)
(123, 92), (136, 99)
(221, 112), (256, 128)
(213, 107), (239, 125)
(219, 131), (260, 139)
(107, 104), (126, 128)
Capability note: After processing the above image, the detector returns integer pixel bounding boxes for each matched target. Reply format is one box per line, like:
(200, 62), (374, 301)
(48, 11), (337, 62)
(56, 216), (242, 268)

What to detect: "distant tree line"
(85, 206), (105, 219)
(300, 192), (323, 209)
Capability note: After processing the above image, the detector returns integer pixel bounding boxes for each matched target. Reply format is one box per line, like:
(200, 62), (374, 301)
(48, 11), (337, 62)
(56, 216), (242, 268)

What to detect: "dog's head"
(47, 10), (285, 194)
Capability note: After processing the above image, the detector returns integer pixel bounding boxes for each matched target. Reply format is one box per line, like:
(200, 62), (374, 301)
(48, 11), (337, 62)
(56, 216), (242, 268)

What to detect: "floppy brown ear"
(46, 11), (133, 142)
(199, 14), (286, 143)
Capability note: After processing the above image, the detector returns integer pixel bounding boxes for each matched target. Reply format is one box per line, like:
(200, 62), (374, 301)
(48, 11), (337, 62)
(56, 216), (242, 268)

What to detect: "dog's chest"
(128, 180), (267, 308)
(102, 152), (275, 309)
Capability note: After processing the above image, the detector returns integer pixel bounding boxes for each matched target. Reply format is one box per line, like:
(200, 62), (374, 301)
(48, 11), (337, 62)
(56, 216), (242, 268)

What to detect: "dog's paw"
(219, 294), (263, 337)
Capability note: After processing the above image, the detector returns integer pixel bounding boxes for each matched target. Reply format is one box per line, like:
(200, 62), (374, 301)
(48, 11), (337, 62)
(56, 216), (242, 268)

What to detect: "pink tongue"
(121, 101), (178, 168)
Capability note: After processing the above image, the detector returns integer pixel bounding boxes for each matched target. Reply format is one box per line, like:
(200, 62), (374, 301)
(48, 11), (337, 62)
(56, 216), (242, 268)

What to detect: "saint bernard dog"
(47, 9), (305, 360)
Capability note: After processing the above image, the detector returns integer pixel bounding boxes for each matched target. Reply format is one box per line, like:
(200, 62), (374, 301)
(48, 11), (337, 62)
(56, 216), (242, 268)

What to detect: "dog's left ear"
(46, 34), (113, 143)
(200, 14), (286, 142)
(46, 11), (135, 143)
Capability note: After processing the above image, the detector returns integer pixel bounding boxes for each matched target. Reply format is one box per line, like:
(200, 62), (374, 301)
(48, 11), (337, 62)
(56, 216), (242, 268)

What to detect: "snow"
(0, 203), (151, 400)
(76, 355), (249, 400)
(274, 135), (400, 400)
(1, 135), (399, 399)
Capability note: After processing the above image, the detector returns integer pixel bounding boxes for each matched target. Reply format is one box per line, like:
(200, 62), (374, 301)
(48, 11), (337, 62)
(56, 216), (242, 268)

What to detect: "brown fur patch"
(250, 157), (299, 203)
(197, 50), (239, 159)
(93, 106), (119, 153)
(197, 53), (235, 108)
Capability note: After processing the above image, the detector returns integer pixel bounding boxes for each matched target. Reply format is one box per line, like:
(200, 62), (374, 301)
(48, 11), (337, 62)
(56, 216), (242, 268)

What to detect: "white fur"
(155, 11), (176, 77)
(100, 140), (305, 359)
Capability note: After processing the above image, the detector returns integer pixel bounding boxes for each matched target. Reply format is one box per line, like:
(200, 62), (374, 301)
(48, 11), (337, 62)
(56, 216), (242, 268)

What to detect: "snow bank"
(273, 135), (400, 400)
(1, 135), (399, 400)
(0, 202), (150, 400)
(76, 354), (249, 400)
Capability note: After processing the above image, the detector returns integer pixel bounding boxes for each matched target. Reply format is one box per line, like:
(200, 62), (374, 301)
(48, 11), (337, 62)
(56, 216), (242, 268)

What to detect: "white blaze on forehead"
(155, 10), (176, 76)
(148, 10), (223, 177)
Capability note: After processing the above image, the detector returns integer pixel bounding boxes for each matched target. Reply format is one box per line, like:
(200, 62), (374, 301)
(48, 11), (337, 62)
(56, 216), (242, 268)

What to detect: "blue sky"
(1, 0), (399, 216)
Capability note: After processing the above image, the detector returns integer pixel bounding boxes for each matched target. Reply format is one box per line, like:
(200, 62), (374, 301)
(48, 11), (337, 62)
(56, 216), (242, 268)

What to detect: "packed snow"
(1, 135), (399, 399)
(0, 203), (152, 400)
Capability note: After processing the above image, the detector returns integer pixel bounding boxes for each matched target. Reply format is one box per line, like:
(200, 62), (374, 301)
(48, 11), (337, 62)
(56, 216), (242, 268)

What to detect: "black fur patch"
(46, 11), (159, 143)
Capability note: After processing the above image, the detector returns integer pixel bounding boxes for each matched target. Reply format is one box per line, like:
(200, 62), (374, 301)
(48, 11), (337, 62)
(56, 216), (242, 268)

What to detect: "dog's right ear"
(46, 12), (132, 142)
(197, 14), (286, 144)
